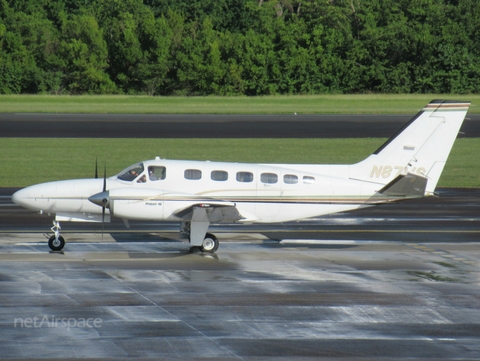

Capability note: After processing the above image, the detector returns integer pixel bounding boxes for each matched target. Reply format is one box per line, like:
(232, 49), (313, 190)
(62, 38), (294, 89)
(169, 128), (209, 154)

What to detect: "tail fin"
(350, 100), (470, 194)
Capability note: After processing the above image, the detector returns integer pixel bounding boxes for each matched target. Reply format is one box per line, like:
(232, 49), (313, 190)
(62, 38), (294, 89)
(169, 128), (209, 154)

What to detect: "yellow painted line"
(408, 244), (437, 252)
(407, 244), (478, 267)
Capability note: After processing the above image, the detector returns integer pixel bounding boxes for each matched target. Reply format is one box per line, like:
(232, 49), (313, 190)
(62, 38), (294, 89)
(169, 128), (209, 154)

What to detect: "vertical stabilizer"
(350, 100), (470, 194)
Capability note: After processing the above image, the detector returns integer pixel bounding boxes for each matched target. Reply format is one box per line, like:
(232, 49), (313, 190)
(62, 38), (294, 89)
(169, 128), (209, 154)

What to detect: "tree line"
(1, 0), (479, 95)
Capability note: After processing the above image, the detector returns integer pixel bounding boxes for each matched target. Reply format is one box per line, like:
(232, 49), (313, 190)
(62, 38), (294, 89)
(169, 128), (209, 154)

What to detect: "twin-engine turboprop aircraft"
(12, 100), (470, 253)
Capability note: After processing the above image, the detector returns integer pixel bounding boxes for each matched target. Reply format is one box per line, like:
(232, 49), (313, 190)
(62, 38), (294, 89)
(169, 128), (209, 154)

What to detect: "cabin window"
(211, 170), (228, 181)
(261, 173), (278, 184)
(303, 176), (315, 184)
(284, 174), (298, 184)
(148, 166), (166, 181)
(184, 169), (202, 180)
(117, 163), (144, 182)
(236, 171), (253, 183)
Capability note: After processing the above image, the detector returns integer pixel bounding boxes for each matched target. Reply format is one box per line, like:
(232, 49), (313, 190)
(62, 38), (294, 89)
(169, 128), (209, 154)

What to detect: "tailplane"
(350, 100), (470, 194)
(377, 173), (428, 198)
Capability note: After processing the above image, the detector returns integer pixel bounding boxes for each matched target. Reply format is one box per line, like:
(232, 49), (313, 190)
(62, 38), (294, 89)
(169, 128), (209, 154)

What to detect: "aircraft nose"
(11, 187), (29, 208)
(11, 183), (57, 212)
(12, 187), (43, 211)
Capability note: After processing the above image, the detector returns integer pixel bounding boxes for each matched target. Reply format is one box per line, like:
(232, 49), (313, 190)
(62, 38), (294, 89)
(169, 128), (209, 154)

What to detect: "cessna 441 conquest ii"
(12, 100), (470, 253)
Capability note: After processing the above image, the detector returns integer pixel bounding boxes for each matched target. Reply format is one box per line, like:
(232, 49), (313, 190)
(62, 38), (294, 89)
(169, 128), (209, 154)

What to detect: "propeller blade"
(101, 204), (105, 240)
(103, 163), (107, 193)
(95, 158), (98, 179)
(102, 163), (107, 240)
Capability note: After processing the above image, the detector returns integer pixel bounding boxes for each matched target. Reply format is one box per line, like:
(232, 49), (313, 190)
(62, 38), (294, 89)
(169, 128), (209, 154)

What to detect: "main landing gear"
(181, 218), (220, 254)
(188, 233), (219, 254)
(48, 220), (65, 251)
(199, 233), (219, 253)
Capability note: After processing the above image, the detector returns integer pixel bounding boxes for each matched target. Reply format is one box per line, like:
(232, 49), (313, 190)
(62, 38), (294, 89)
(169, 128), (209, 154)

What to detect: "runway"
(2, 113), (480, 138)
(2, 188), (480, 242)
(2, 187), (480, 241)
(1, 188), (480, 359)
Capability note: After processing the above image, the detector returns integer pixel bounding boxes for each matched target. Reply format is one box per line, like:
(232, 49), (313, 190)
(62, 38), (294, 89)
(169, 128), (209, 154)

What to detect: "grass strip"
(1, 138), (478, 188)
(1, 94), (479, 114)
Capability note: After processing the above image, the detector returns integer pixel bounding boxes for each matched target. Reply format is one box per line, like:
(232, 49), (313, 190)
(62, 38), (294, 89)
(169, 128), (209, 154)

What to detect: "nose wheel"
(48, 235), (65, 251)
(48, 221), (65, 251)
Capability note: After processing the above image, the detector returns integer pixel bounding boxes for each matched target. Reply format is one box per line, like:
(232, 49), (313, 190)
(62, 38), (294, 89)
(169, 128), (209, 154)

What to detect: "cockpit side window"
(148, 166), (166, 181)
(117, 163), (145, 182)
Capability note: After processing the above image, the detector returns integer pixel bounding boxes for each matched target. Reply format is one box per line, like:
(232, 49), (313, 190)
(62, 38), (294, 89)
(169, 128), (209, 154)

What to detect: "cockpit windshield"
(117, 163), (145, 182)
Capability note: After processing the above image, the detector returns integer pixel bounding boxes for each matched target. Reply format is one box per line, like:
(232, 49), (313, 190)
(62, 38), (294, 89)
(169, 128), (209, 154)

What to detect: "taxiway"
(2, 113), (480, 138)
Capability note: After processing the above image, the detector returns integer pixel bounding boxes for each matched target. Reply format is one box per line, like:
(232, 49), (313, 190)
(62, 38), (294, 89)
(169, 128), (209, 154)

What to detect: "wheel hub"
(202, 238), (215, 251)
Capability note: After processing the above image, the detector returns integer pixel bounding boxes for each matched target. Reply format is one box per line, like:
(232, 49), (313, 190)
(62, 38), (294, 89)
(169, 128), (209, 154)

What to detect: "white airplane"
(12, 99), (470, 253)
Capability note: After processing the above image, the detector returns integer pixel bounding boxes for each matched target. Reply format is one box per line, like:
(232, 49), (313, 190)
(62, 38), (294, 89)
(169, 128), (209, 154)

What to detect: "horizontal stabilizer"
(378, 173), (428, 197)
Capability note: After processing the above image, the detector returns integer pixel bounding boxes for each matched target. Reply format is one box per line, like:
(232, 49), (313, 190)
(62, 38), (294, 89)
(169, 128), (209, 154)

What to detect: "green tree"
(58, 14), (115, 93)
(0, 2), (42, 93)
(174, 17), (228, 94)
(134, 14), (173, 95)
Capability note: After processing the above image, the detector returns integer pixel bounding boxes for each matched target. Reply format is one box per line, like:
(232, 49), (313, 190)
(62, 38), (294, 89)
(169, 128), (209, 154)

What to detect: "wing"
(174, 201), (246, 223)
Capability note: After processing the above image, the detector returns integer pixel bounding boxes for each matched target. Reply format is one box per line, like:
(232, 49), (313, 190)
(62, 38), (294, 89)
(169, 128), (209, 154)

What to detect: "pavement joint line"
(82, 258), (246, 361)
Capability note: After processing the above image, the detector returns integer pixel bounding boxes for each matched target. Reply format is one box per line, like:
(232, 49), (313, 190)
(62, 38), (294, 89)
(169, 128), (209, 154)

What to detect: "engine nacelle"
(110, 198), (165, 221)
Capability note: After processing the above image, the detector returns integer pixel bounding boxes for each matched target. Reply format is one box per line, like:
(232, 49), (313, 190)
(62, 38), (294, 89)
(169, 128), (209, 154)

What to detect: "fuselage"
(12, 158), (382, 224)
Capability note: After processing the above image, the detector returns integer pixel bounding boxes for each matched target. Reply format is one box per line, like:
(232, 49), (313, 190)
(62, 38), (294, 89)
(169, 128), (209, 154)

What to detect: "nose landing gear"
(48, 220), (65, 251)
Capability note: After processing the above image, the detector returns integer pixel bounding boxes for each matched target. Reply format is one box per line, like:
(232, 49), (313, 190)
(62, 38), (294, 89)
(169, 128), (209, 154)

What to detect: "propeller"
(101, 164), (107, 235)
(88, 162), (110, 239)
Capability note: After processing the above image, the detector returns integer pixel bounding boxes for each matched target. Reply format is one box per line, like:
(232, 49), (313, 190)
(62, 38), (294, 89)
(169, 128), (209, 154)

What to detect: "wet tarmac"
(1, 188), (480, 359)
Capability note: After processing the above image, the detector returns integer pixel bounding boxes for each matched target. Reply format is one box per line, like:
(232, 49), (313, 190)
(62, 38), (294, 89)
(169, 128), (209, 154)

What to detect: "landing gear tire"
(199, 233), (219, 253)
(48, 235), (65, 251)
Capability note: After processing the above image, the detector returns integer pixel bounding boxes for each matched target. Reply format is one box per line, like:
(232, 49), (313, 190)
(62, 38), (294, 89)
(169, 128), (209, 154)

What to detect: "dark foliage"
(1, 0), (479, 95)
